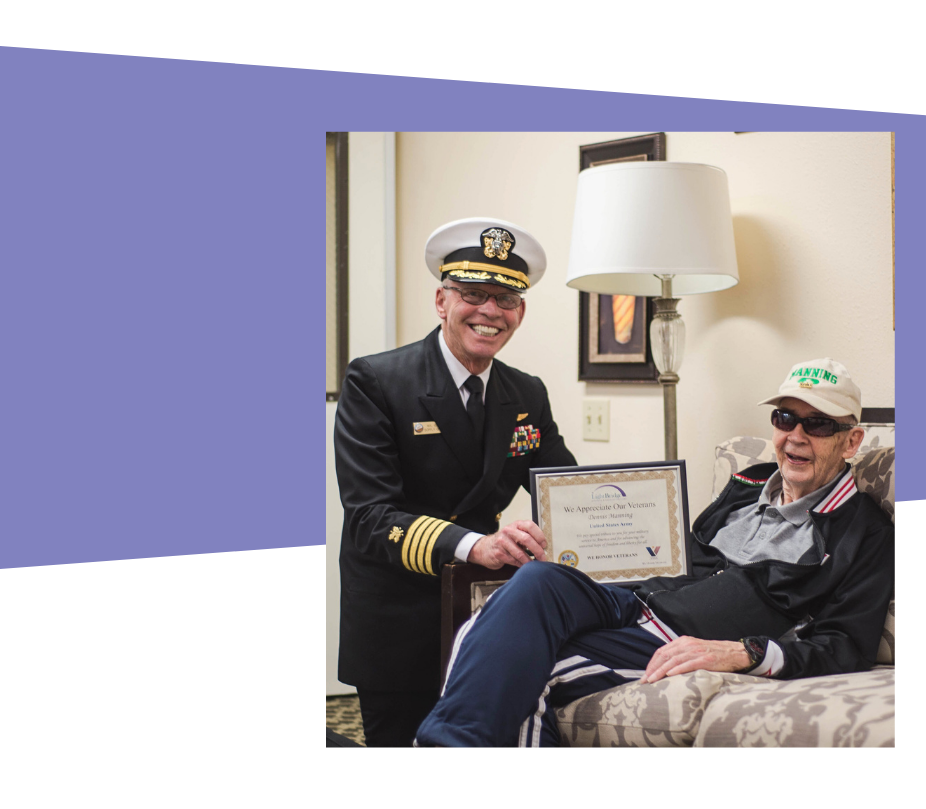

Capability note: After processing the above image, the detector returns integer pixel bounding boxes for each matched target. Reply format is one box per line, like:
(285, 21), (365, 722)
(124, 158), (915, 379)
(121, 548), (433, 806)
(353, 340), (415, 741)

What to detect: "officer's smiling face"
(436, 282), (525, 374)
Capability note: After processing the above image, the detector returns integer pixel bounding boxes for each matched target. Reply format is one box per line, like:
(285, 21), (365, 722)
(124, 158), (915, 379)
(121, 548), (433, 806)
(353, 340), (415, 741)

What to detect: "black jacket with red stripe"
(629, 462), (894, 679)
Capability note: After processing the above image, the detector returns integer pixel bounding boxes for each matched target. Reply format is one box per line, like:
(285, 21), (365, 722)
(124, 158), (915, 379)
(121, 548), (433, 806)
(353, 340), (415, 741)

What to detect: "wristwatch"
(739, 636), (766, 672)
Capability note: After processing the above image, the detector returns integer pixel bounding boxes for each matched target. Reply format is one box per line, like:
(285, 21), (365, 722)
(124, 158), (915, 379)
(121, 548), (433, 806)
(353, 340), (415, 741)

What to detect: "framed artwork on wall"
(577, 133), (665, 383)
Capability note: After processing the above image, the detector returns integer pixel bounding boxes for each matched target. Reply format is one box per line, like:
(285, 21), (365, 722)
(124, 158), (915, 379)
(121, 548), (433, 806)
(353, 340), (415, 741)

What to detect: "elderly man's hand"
(639, 636), (752, 684)
(467, 521), (548, 569)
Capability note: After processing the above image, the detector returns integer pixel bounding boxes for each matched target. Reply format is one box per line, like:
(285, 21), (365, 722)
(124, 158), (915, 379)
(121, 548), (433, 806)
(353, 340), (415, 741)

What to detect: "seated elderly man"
(415, 358), (895, 747)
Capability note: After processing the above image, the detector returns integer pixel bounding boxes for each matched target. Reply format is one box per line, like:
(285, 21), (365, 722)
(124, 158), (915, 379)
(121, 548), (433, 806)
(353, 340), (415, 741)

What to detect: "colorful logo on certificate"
(591, 484), (627, 500)
(645, 546), (661, 557)
(558, 550), (579, 567)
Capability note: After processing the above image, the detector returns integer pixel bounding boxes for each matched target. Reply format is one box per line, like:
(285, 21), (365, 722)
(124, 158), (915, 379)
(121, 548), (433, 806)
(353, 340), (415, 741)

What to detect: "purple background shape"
(0, 49), (919, 569)
(1, 49), (315, 568)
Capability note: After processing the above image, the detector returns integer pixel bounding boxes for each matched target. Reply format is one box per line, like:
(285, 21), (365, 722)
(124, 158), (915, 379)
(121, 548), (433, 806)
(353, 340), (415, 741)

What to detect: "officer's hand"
(467, 521), (548, 569)
(639, 636), (752, 684)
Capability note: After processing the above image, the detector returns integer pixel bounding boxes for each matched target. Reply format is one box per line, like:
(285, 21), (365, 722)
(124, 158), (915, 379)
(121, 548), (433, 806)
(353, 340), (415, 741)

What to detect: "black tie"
(463, 375), (485, 446)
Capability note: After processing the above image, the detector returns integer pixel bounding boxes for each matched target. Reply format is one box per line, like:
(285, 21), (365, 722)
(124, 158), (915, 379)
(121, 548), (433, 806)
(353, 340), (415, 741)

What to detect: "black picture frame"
(579, 132), (666, 170)
(577, 133), (666, 384)
(579, 293), (658, 383)
(326, 132), (349, 402)
(530, 459), (692, 581)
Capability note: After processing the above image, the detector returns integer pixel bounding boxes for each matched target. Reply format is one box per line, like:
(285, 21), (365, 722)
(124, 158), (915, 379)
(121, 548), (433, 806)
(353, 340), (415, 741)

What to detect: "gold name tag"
(413, 421), (441, 435)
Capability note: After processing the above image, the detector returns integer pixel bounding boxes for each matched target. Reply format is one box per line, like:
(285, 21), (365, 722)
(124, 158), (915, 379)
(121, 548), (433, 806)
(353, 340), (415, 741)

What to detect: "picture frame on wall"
(577, 133), (665, 383)
(579, 293), (659, 382)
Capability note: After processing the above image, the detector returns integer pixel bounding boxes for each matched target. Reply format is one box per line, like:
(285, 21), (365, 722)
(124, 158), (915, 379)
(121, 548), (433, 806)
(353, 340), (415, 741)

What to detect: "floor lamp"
(566, 162), (740, 461)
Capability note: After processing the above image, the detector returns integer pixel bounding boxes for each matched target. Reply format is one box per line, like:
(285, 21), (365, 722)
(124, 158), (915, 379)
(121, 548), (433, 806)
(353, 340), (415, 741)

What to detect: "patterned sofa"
(555, 427), (896, 747)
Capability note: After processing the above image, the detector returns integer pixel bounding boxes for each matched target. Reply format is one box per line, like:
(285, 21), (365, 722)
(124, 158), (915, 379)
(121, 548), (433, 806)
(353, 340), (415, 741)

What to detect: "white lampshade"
(566, 162), (739, 296)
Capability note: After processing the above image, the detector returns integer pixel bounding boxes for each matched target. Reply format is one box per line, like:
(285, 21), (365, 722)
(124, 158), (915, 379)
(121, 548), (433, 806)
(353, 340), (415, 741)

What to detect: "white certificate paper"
(530, 462), (690, 583)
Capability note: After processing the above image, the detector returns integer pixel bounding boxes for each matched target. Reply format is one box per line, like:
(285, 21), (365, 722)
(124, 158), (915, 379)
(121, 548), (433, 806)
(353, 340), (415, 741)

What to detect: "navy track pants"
(415, 562), (666, 747)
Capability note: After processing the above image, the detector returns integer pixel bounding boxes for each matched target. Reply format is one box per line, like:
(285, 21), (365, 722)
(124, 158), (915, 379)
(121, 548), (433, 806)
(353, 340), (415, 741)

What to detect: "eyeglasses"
(771, 409), (856, 438)
(442, 285), (523, 310)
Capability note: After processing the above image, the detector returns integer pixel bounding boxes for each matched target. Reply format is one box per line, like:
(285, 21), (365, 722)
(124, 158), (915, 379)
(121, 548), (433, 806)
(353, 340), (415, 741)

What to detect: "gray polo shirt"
(709, 471), (841, 565)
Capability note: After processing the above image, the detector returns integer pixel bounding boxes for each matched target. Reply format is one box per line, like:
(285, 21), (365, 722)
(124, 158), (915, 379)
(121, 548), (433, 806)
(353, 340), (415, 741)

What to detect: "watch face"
(743, 637), (765, 662)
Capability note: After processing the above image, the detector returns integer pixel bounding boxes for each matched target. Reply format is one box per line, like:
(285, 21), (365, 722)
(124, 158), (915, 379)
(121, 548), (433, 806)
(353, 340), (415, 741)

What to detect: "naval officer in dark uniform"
(334, 218), (577, 746)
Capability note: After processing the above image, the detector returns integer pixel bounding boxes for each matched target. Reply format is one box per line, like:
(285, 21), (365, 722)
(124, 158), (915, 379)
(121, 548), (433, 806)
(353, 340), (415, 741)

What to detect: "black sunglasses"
(771, 409), (855, 438)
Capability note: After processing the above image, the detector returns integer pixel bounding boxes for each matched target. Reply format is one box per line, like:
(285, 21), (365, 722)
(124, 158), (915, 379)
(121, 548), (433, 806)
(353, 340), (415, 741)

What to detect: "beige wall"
(394, 132), (895, 524)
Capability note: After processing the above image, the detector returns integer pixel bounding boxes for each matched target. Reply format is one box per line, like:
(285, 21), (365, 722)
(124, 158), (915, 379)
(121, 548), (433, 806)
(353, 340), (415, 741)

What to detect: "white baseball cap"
(758, 358), (862, 421)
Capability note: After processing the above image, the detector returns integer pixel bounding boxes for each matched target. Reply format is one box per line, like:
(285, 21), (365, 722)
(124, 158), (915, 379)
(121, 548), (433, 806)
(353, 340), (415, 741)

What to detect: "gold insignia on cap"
(388, 526), (404, 543)
(495, 512), (503, 522)
(517, 413), (529, 421)
(799, 381), (813, 389)
(482, 228), (513, 261)
(495, 273), (525, 289)
(442, 263), (530, 290)
(447, 268), (492, 282)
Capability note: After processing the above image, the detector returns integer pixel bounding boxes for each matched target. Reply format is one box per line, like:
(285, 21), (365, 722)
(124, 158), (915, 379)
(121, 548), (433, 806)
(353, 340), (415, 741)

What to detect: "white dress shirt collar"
(438, 329), (492, 403)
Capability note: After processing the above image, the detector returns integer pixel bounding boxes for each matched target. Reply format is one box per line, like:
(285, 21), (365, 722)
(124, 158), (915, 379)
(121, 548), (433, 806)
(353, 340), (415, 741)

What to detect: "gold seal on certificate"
(530, 461), (691, 583)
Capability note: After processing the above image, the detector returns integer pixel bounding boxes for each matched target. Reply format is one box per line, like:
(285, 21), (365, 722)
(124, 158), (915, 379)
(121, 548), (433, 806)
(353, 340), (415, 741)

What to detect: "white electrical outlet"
(582, 399), (610, 441)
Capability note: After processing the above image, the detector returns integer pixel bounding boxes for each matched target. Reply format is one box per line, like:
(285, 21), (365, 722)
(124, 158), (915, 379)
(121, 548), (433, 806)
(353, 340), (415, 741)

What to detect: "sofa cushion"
(557, 666), (896, 747)
(555, 669), (762, 747)
(694, 668), (894, 747)
(857, 423), (895, 455)
(853, 446), (895, 522)
(711, 436), (776, 499)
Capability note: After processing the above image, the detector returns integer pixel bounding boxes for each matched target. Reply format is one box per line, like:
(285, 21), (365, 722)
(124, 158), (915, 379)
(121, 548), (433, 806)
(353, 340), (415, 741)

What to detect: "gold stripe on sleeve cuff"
(420, 520), (451, 575)
(416, 519), (444, 575)
(402, 516), (435, 573)
(406, 517), (433, 573)
(401, 516), (451, 575)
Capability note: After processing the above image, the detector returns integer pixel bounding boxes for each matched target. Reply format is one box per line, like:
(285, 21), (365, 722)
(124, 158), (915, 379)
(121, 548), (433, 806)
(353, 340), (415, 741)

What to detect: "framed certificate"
(530, 461), (691, 583)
